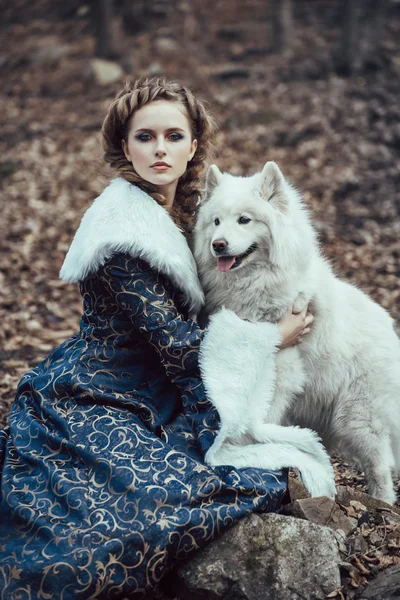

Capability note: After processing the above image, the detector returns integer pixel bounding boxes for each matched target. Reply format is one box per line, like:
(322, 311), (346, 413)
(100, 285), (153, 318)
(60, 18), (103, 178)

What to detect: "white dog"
(194, 162), (400, 504)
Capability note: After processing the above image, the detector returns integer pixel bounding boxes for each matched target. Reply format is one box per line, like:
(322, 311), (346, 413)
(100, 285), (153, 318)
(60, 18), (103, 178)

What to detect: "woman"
(0, 78), (312, 599)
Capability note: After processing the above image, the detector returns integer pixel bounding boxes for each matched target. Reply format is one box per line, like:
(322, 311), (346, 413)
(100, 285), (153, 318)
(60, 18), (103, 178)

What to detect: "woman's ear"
(189, 139), (198, 161)
(122, 139), (131, 163)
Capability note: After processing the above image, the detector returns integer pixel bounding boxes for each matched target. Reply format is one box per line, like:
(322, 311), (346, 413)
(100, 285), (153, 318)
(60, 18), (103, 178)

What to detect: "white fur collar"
(60, 178), (204, 314)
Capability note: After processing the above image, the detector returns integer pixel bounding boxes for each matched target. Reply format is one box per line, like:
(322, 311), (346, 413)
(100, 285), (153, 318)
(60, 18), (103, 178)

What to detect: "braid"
(101, 77), (216, 234)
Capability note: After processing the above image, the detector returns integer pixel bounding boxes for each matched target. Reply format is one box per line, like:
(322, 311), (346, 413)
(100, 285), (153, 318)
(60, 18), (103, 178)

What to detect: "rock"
(333, 529), (348, 555)
(148, 62), (162, 75)
(336, 486), (400, 516)
(284, 496), (355, 535)
(29, 40), (70, 66)
(358, 565), (400, 599)
(90, 59), (123, 86)
(154, 37), (181, 56)
(381, 511), (400, 526)
(171, 513), (341, 600)
(368, 531), (383, 546)
(346, 534), (368, 555)
(348, 516), (359, 529)
(287, 470), (311, 501)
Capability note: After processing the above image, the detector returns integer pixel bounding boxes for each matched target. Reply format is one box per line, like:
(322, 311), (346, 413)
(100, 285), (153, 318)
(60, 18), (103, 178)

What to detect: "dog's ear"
(203, 164), (223, 201)
(259, 162), (288, 212)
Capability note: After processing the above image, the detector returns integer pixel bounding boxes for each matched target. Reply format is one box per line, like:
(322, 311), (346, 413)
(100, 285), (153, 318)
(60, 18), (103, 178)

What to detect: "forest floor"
(1, 1), (400, 597)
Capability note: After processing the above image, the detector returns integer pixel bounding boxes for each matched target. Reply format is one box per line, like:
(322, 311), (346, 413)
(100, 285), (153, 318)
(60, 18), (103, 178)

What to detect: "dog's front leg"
(267, 348), (306, 424)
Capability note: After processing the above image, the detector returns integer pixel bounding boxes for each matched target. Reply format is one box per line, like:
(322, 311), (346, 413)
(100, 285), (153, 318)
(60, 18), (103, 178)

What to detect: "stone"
(336, 486), (400, 516)
(285, 496), (355, 536)
(358, 565), (400, 599)
(30, 44), (70, 66)
(287, 471), (311, 501)
(171, 513), (341, 600)
(346, 534), (368, 555)
(333, 529), (348, 555)
(28, 35), (71, 66)
(154, 37), (181, 56)
(90, 59), (123, 86)
(148, 62), (162, 75)
(381, 511), (400, 526)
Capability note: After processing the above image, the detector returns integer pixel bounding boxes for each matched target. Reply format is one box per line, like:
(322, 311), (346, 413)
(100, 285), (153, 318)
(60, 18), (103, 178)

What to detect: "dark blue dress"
(0, 252), (287, 599)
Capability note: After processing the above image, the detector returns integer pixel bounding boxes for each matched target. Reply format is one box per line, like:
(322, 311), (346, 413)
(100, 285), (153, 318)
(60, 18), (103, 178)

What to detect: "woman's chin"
(146, 172), (177, 186)
(146, 172), (185, 193)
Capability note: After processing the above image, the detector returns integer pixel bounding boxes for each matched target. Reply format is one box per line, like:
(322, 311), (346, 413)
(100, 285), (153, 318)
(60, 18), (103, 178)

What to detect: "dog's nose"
(212, 239), (228, 253)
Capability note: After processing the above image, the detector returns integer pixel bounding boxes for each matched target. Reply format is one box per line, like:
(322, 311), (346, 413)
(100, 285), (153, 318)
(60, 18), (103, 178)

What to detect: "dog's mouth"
(217, 244), (257, 272)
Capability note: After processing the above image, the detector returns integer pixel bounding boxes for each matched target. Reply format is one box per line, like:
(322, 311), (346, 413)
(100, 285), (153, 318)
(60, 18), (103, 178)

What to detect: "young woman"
(0, 78), (313, 599)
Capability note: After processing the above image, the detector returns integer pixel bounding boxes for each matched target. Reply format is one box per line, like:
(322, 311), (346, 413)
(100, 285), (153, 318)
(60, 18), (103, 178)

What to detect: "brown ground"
(0, 1), (399, 597)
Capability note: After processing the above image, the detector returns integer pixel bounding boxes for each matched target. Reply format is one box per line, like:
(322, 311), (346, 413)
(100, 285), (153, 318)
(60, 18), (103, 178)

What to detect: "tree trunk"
(268, 0), (293, 55)
(339, 0), (362, 73)
(364, 0), (388, 59)
(91, 0), (114, 59)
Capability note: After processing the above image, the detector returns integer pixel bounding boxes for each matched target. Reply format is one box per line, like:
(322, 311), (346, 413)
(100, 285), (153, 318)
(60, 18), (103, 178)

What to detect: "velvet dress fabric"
(0, 180), (287, 599)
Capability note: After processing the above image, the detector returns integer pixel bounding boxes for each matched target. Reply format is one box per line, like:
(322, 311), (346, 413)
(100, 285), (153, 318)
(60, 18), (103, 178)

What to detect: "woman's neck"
(157, 181), (178, 211)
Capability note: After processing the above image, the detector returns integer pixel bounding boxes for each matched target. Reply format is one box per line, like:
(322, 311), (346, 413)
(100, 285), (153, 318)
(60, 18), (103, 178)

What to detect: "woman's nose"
(155, 137), (166, 157)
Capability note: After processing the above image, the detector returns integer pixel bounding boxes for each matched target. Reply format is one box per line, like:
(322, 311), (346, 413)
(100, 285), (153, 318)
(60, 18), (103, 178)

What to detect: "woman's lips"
(152, 165), (170, 171)
(151, 162), (171, 171)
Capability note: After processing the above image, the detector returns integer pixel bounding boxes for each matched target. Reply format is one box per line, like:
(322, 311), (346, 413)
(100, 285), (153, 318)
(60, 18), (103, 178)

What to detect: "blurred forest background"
(0, 1), (400, 596)
(1, 0), (400, 425)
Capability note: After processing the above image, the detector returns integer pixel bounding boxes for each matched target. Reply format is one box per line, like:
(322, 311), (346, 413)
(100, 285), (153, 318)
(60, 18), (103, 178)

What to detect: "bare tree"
(364, 0), (389, 60)
(118, 0), (148, 35)
(339, 0), (389, 74)
(339, 0), (362, 73)
(268, 0), (293, 55)
(90, 0), (115, 59)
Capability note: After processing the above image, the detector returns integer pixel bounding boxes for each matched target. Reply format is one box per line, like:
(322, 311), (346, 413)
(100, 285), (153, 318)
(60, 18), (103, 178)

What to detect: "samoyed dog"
(194, 162), (400, 504)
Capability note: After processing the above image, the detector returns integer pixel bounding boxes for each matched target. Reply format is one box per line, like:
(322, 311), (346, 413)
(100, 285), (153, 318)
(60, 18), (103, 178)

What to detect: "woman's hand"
(278, 306), (314, 349)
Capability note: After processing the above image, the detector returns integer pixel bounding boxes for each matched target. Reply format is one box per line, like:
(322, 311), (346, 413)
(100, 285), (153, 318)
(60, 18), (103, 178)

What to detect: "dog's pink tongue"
(217, 256), (236, 272)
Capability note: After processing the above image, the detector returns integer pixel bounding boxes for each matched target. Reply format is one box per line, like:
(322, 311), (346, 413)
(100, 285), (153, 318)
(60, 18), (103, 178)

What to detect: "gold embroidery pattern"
(0, 253), (287, 598)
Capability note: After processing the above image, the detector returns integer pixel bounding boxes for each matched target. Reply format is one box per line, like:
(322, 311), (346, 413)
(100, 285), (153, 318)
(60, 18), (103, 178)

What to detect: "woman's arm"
(102, 254), (218, 452)
(101, 255), (205, 387)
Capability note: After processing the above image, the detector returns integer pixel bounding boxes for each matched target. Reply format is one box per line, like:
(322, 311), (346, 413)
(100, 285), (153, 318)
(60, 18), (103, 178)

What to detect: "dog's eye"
(214, 218), (220, 226)
(238, 216), (251, 224)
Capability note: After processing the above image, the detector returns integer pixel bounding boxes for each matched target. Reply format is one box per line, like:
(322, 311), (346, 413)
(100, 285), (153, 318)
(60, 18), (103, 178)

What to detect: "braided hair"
(101, 77), (216, 236)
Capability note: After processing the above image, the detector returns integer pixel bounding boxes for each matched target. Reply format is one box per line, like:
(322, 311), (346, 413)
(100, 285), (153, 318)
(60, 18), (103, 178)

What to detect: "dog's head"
(194, 161), (309, 274)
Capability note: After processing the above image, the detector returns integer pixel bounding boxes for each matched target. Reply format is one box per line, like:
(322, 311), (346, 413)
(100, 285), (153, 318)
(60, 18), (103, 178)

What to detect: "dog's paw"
(292, 291), (309, 315)
(368, 485), (397, 505)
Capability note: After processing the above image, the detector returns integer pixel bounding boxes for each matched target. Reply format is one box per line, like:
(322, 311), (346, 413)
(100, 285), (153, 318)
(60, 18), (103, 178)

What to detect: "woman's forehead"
(130, 99), (190, 131)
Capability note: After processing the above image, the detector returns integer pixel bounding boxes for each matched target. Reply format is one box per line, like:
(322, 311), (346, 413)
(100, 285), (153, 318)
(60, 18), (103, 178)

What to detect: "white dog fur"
(195, 162), (400, 504)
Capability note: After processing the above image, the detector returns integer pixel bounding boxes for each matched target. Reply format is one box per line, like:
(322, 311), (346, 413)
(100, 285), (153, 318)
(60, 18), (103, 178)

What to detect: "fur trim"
(199, 308), (336, 498)
(199, 308), (281, 423)
(60, 178), (204, 314)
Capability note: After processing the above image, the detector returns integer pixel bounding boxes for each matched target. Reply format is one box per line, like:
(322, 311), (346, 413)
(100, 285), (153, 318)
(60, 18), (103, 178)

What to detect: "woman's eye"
(238, 216), (251, 225)
(214, 218), (220, 226)
(168, 132), (184, 141)
(135, 133), (152, 142)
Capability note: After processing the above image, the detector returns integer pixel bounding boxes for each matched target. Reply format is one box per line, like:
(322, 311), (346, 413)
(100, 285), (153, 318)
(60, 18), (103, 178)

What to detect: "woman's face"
(122, 99), (197, 203)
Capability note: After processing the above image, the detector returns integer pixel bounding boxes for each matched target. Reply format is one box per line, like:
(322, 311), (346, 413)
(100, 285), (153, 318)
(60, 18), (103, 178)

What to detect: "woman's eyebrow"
(134, 127), (186, 134)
